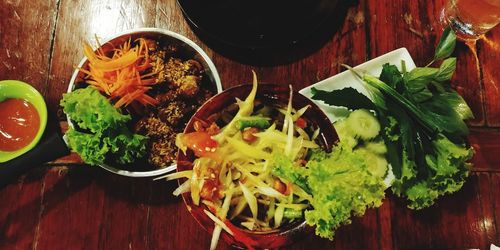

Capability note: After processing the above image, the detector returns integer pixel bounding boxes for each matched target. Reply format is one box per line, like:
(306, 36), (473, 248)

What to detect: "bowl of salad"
(171, 73), (338, 249)
(62, 28), (222, 177)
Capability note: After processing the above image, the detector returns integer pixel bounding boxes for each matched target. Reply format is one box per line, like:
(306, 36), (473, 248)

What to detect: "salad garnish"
(81, 38), (159, 108)
(311, 27), (474, 209)
(61, 87), (147, 165)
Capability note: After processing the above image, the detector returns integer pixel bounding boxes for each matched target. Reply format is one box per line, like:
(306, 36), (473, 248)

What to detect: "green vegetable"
(364, 141), (387, 155)
(283, 208), (303, 219)
(403, 135), (473, 209)
(61, 87), (130, 134)
(333, 119), (358, 148)
(311, 27), (473, 210)
(311, 87), (376, 111)
(236, 116), (271, 130)
(355, 148), (388, 179)
(61, 87), (147, 165)
(345, 109), (380, 140)
(435, 58), (457, 82)
(272, 153), (310, 193)
(433, 26), (457, 61)
(272, 142), (386, 240)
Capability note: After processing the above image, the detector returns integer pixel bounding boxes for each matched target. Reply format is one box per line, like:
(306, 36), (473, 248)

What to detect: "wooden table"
(1, 0), (499, 249)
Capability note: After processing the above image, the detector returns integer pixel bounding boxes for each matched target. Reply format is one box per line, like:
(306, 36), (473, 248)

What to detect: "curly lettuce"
(61, 87), (146, 165)
(272, 142), (386, 240)
(61, 87), (130, 133)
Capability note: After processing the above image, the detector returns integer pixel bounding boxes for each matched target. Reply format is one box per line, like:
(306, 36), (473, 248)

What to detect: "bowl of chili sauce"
(0, 80), (47, 163)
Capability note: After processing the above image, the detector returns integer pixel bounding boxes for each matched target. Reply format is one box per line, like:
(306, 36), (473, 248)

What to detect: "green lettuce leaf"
(272, 142), (386, 240)
(61, 87), (131, 133)
(61, 87), (147, 165)
(271, 153), (310, 193)
(305, 143), (385, 240)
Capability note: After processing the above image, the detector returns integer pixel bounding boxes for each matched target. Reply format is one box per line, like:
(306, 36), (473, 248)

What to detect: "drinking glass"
(441, 0), (500, 40)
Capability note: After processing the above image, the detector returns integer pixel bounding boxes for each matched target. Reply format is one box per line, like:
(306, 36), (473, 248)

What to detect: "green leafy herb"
(311, 87), (376, 110)
(434, 26), (457, 61)
(380, 63), (405, 92)
(61, 87), (147, 165)
(435, 57), (457, 82)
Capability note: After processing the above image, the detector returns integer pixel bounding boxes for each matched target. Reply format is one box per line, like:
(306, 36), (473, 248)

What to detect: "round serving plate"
(66, 27), (222, 177)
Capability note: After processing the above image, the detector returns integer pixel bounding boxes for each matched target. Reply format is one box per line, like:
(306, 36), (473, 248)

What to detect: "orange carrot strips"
(79, 38), (158, 108)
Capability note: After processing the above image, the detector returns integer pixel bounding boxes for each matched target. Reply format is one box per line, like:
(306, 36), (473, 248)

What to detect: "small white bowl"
(66, 28), (222, 177)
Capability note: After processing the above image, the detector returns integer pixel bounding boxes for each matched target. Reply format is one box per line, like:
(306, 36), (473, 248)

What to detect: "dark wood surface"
(1, 0), (499, 249)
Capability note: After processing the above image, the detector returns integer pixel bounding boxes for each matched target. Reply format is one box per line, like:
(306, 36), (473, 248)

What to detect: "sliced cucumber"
(333, 119), (358, 148)
(346, 109), (380, 140)
(365, 141), (387, 155)
(357, 148), (388, 178)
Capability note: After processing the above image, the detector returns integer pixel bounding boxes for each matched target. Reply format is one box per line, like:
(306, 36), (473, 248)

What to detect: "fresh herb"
(311, 27), (474, 209)
(433, 26), (457, 62)
(310, 87), (376, 110)
(61, 87), (147, 165)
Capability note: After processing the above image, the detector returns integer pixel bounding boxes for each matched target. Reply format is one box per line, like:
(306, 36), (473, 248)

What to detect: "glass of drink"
(441, 0), (500, 40)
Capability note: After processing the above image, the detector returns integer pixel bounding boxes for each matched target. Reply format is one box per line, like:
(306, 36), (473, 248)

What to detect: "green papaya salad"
(161, 73), (388, 249)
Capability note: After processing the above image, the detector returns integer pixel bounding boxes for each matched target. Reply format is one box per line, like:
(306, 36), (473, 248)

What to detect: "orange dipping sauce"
(0, 98), (40, 151)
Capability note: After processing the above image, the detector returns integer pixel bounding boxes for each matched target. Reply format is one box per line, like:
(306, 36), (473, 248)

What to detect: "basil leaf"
(434, 26), (457, 60)
(404, 67), (439, 92)
(410, 88), (433, 103)
(435, 57), (457, 82)
(379, 63), (405, 93)
(311, 87), (376, 110)
(436, 91), (474, 120)
(419, 92), (471, 137)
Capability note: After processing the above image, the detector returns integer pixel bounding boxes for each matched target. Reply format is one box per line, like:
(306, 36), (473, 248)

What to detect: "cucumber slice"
(333, 119), (358, 148)
(346, 109), (380, 140)
(365, 141), (387, 155)
(357, 148), (388, 178)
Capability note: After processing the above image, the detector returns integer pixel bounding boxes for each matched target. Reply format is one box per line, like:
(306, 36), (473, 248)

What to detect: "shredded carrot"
(80, 38), (159, 108)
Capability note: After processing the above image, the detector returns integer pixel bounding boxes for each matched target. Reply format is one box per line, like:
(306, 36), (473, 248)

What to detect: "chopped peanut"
(242, 127), (259, 143)
(274, 179), (287, 194)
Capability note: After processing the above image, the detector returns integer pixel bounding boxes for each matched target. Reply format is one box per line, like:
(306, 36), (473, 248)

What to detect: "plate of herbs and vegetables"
(301, 26), (474, 210)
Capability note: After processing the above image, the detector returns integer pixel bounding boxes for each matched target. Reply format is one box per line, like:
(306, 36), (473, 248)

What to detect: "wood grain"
(45, 0), (157, 112)
(481, 27), (500, 127)
(492, 174), (500, 243)
(476, 173), (498, 244)
(0, 169), (46, 249)
(469, 128), (500, 171)
(34, 167), (105, 249)
(0, 0), (499, 249)
(0, 0), (58, 95)
(389, 173), (491, 249)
